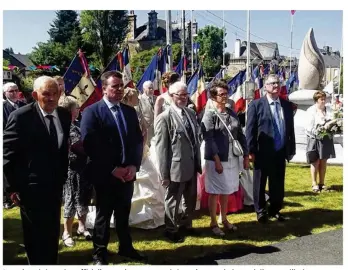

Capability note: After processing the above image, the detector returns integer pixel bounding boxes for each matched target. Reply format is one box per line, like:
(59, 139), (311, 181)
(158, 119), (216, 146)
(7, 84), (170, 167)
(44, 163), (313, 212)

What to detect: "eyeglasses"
(173, 93), (188, 98)
(216, 93), (228, 97)
(266, 81), (279, 85)
(8, 89), (19, 93)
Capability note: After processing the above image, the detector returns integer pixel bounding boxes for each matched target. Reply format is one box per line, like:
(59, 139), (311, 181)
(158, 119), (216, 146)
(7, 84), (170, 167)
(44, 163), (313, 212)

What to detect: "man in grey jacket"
(154, 81), (201, 243)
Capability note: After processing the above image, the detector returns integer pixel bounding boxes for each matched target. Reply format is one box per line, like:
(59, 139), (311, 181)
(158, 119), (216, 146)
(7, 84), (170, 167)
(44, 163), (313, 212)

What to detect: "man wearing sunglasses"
(246, 74), (296, 224)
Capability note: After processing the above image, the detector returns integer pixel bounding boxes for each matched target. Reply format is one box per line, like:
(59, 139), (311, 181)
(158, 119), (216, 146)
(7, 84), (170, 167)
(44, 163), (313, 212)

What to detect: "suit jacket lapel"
(262, 96), (274, 138)
(34, 102), (50, 136)
(100, 99), (118, 129)
(57, 107), (69, 149)
(169, 106), (191, 143)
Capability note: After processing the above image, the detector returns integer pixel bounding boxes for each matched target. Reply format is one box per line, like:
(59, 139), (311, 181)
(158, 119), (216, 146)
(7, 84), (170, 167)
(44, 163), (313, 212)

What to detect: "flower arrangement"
(315, 118), (343, 140)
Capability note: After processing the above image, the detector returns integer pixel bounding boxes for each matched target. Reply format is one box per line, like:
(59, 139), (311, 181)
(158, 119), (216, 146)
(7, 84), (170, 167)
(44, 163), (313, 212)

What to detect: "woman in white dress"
(201, 80), (249, 236)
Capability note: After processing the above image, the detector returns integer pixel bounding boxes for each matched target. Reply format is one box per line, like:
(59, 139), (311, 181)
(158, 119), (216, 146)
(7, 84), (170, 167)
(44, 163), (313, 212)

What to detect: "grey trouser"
(164, 177), (197, 233)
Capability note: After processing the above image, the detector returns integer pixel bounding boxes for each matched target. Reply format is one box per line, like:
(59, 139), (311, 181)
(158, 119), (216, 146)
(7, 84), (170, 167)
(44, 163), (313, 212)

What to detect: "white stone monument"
(288, 28), (343, 165)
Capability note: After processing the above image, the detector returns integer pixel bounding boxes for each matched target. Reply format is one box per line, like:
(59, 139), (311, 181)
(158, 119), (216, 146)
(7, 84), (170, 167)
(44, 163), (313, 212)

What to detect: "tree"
(3, 58), (10, 66)
(29, 42), (75, 71)
(4, 47), (14, 54)
(48, 10), (80, 45)
(80, 10), (129, 69)
(196, 26), (225, 77)
(130, 46), (161, 83)
(130, 43), (182, 84)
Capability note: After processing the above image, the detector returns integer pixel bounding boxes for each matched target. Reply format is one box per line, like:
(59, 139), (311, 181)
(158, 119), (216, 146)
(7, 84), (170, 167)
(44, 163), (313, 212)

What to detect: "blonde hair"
(59, 95), (78, 112)
(122, 87), (139, 105)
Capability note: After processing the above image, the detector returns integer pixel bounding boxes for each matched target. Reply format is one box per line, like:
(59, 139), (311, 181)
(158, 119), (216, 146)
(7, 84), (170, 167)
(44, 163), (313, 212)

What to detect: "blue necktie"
(112, 105), (127, 163)
(272, 102), (282, 151)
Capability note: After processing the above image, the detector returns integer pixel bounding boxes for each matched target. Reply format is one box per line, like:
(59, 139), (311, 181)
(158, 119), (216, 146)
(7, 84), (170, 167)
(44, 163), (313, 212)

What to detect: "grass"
(3, 164), (343, 265)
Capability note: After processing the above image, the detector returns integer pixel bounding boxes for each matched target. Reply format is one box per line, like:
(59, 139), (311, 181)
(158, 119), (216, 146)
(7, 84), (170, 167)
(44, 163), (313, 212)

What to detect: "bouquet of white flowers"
(315, 118), (343, 140)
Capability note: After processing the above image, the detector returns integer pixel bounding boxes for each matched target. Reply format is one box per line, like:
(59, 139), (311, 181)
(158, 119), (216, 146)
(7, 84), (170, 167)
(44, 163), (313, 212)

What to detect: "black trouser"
(93, 180), (134, 260)
(253, 149), (286, 218)
(20, 185), (62, 265)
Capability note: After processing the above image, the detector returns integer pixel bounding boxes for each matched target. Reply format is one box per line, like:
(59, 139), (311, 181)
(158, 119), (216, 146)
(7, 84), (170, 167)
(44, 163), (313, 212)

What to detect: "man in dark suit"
(246, 74), (296, 223)
(80, 71), (144, 265)
(3, 76), (71, 264)
(3, 82), (26, 129)
(3, 82), (27, 209)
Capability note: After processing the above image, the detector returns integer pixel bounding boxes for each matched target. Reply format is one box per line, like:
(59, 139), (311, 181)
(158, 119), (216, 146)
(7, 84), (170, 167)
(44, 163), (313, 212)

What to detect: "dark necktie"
(46, 115), (58, 149)
(148, 97), (154, 109)
(181, 110), (195, 147)
(271, 102), (282, 151)
(112, 105), (127, 163)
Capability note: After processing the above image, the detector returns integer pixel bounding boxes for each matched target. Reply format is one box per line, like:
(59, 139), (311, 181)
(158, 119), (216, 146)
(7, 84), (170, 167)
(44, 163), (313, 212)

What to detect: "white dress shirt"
(37, 105), (64, 148)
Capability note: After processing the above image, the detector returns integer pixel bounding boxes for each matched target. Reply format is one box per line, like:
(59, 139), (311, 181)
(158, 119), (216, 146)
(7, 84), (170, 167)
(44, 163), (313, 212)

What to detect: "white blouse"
(305, 104), (333, 137)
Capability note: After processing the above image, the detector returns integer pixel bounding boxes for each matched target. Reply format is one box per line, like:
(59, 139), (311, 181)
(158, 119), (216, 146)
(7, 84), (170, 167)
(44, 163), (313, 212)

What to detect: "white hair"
(33, 76), (58, 92)
(265, 74), (280, 84)
(168, 81), (187, 95)
(3, 82), (18, 92)
(143, 80), (153, 89)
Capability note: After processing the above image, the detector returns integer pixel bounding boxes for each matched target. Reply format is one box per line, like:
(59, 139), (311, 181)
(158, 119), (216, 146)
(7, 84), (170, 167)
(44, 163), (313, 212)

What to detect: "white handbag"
(215, 112), (244, 157)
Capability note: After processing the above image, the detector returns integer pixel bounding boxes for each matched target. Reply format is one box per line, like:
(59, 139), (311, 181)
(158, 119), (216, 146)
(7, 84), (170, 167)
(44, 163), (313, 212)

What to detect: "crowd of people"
(2, 71), (340, 265)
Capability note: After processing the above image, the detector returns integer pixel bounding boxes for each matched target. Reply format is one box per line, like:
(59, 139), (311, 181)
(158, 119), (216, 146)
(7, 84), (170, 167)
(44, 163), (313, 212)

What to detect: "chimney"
(148, 10), (158, 40)
(127, 10), (137, 40)
(235, 39), (241, 58)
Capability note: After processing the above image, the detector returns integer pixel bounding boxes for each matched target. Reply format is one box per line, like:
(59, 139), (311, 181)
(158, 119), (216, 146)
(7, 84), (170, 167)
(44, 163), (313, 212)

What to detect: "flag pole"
(191, 10), (194, 76)
(290, 11), (294, 77)
(222, 10), (225, 78)
(245, 10), (251, 123)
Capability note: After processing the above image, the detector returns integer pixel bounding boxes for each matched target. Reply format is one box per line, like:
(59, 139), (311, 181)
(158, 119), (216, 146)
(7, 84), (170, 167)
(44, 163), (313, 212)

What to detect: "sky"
(2, 10), (343, 58)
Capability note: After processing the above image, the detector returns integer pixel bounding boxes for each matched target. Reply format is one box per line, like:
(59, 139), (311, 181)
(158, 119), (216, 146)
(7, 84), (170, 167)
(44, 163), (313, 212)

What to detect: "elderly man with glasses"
(3, 82), (26, 209)
(3, 82), (26, 129)
(246, 74), (296, 224)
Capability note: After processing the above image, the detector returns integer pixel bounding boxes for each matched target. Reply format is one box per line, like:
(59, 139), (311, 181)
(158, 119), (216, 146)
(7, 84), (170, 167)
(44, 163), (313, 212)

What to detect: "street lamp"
(192, 33), (199, 71)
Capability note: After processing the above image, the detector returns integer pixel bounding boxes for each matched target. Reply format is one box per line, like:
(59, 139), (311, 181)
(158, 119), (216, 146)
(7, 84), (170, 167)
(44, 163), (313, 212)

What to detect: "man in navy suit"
(80, 71), (145, 265)
(246, 74), (296, 223)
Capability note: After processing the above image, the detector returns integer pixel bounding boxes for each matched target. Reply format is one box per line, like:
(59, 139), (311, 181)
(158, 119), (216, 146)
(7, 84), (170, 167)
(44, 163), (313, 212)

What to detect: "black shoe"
(257, 214), (269, 224)
(270, 213), (289, 222)
(164, 231), (184, 243)
(179, 227), (201, 236)
(93, 258), (107, 265)
(118, 248), (147, 261)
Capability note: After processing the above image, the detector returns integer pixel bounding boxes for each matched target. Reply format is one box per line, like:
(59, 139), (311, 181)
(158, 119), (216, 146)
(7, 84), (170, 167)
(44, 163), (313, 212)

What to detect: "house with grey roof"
(227, 39), (281, 78)
(126, 10), (197, 52)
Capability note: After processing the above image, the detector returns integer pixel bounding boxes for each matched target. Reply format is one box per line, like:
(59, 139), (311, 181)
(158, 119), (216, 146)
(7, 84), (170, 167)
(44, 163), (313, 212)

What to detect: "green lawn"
(3, 164), (343, 265)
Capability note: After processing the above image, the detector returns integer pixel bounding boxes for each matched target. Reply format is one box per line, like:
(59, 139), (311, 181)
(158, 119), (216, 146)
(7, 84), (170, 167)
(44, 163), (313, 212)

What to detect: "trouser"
(93, 181), (134, 260)
(164, 177), (197, 233)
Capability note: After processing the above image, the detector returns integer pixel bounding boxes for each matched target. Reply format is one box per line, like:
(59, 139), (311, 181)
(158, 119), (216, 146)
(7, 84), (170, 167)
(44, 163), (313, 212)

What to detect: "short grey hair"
(33, 76), (58, 92)
(59, 95), (78, 112)
(265, 74), (280, 84)
(168, 81), (187, 95)
(143, 80), (153, 89)
(3, 82), (18, 92)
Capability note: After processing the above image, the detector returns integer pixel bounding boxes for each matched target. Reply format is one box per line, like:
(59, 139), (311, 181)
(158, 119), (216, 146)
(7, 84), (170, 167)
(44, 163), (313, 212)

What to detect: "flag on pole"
(291, 10), (296, 15)
(122, 46), (135, 88)
(227, 70), (246, 113)
(80, 51), (123, 111)
(64, 50), (95, 109)
(175, 55), (187, 82)
(187, 65), (207, 113)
